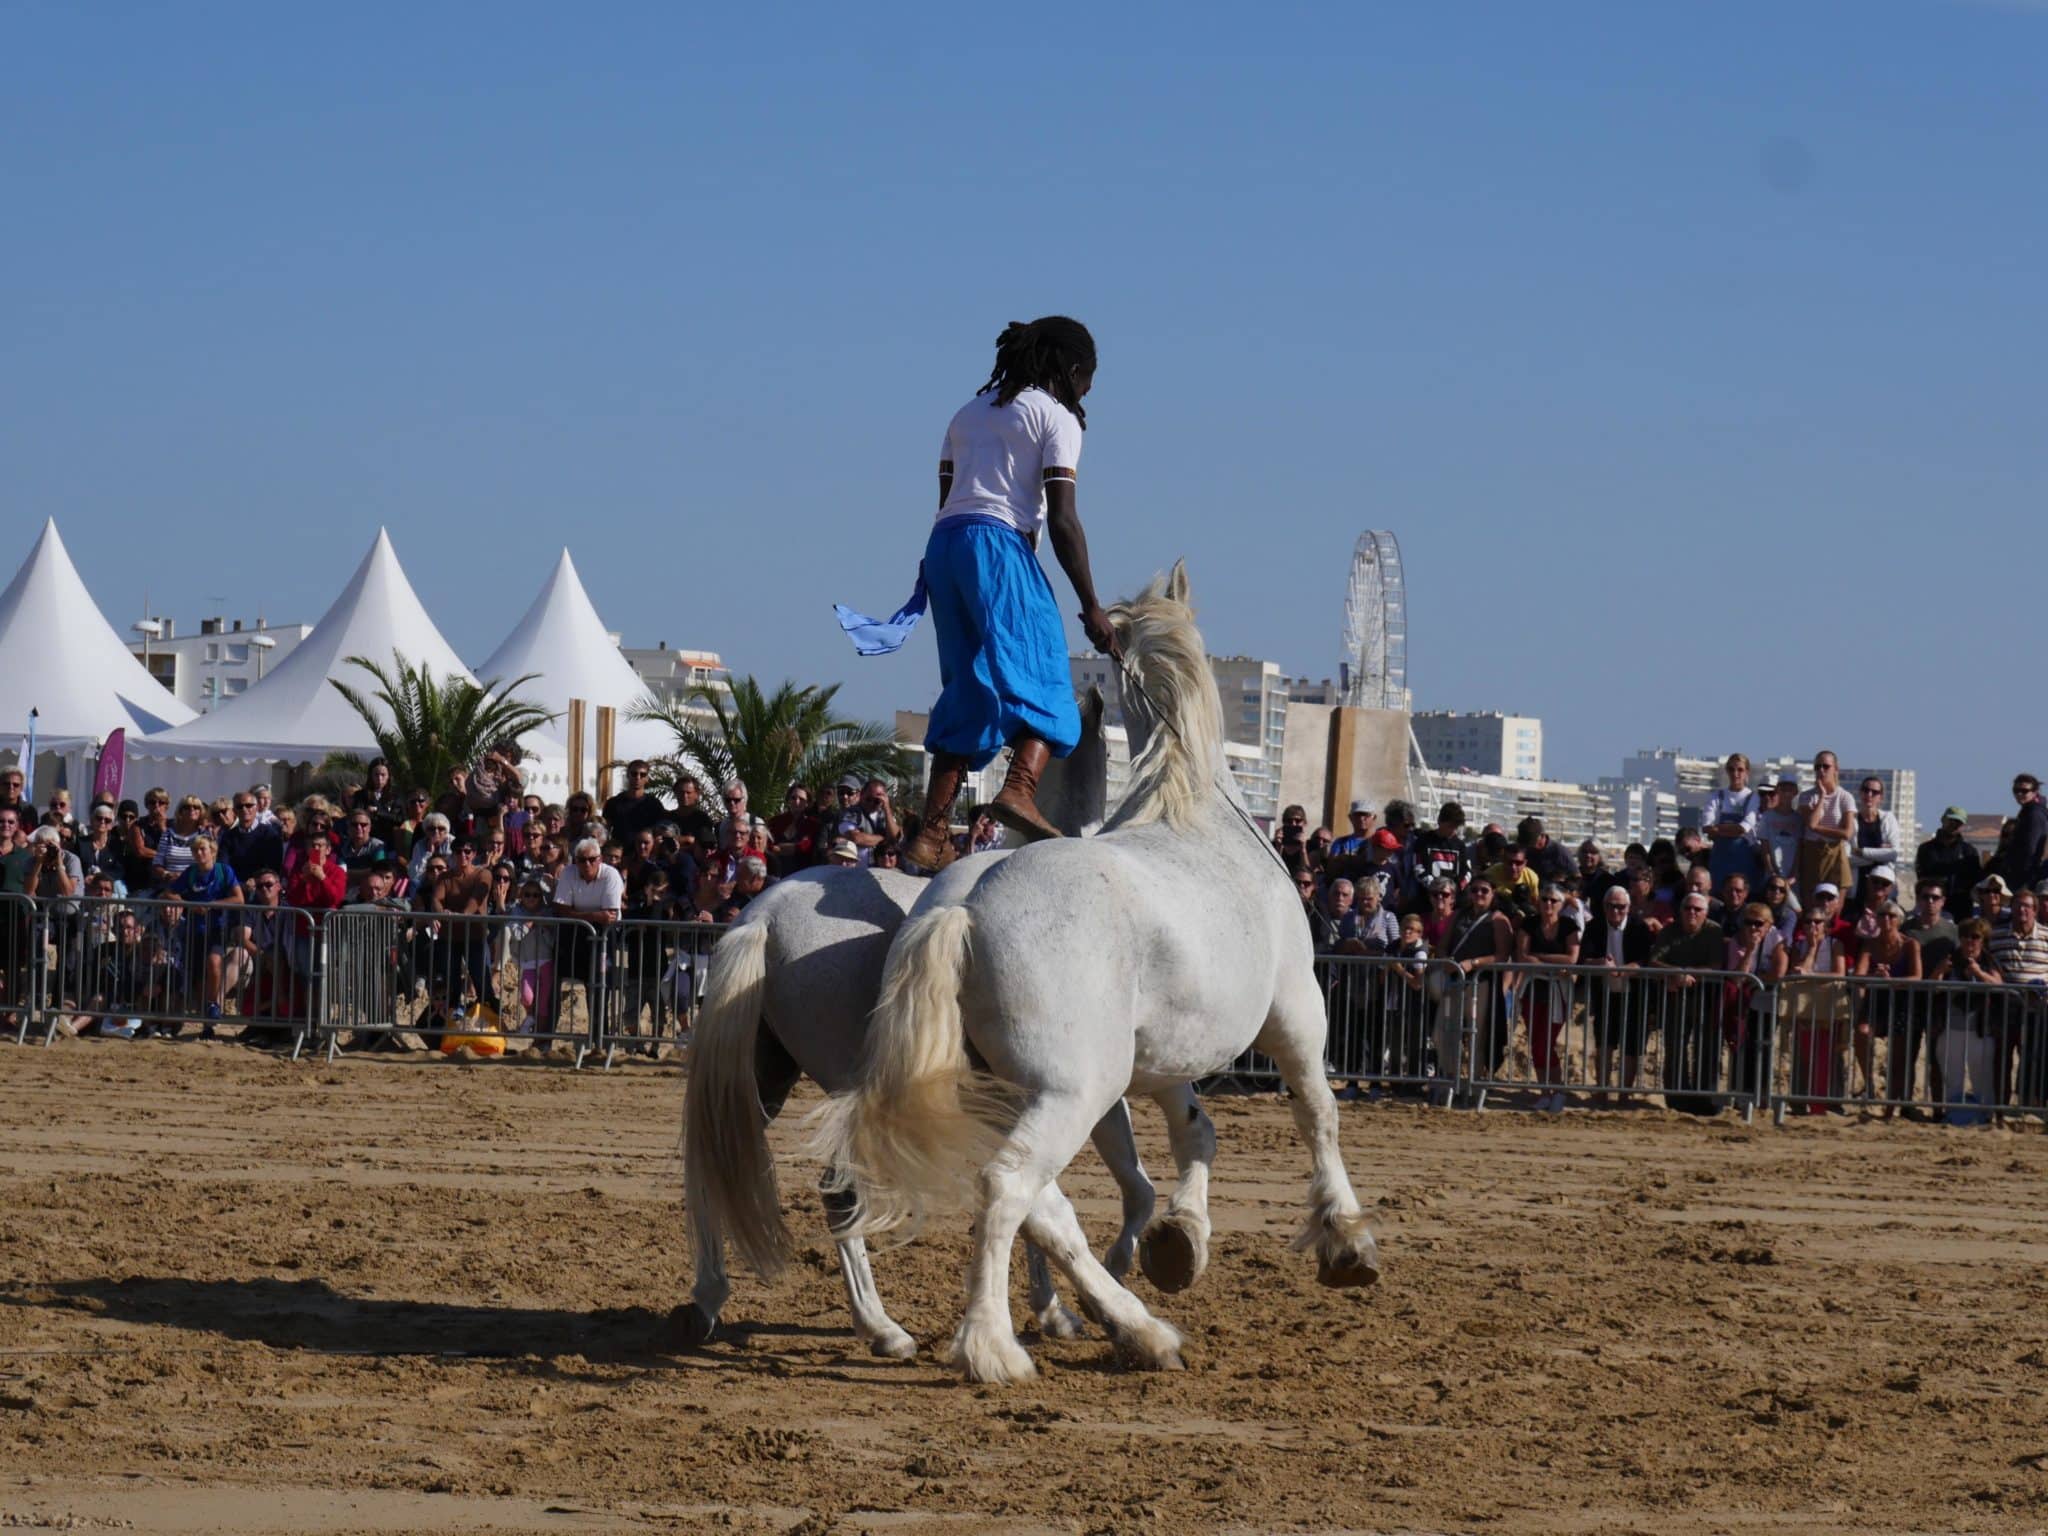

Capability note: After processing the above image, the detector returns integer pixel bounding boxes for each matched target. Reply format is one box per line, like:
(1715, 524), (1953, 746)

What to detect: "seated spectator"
(1714, 873), (1752, 933)
(78, 802), (126, 892)
(1976, 873), (2012, 931)
(348, 756), (404, 845)
(220, 792), (284, 883)
(959, 806), (1004, 858)
(1854, 865), (1900, 938)
(165, 832), (244, 1031)
(732, 855), (771, 911)
(408, 813), (456, 888)
(223, 868), (295, 1045)
(283, 797), (342, 879)
(872, 840), (904, 872)
(151, 795), (208, 892)
(338, 809), (388, 896)
(767, 784), (818, 875)
(83, 908), (160, 1039)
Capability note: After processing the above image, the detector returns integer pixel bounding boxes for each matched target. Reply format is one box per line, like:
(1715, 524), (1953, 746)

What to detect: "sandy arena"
(3, 1042), (2046, 1535)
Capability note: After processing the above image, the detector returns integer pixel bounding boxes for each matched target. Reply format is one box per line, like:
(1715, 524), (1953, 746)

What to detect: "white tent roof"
(135, 528), (473, 765)
(0, 519), (195, 748)
(477, 549), (671, 769)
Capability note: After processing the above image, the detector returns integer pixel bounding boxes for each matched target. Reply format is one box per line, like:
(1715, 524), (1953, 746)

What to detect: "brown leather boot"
(904, 753), (968, 871)
(988, 735), (1064, 844)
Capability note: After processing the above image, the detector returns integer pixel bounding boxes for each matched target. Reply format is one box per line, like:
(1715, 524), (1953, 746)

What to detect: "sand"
(2, 1041), (2046, 1534)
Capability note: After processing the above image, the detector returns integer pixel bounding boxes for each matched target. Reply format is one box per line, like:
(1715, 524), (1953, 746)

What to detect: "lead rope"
(1112, 653), (1298, 882)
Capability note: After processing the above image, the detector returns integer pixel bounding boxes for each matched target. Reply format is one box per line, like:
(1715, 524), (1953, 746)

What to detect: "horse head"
(1037, 684), (1109, 836)
(1104, 560), (1225, 831)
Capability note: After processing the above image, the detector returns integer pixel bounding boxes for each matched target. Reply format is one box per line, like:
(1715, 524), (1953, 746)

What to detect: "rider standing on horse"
(901, 317), (1120, 871)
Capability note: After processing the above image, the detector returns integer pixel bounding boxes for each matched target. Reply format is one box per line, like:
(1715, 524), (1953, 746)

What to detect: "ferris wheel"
(1340, 531), (1409, 711)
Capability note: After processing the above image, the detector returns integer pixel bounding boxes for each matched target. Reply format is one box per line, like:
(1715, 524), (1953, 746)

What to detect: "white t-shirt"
(935, 387), (1083, 540)
(553, 862), (624, 916)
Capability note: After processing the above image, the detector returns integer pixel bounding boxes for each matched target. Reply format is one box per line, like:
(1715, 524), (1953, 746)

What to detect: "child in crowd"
(508, 877), (556, 1033)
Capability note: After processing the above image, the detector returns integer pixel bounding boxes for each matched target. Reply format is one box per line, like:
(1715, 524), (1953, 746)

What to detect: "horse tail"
(682, 922), (791, 1280)
(809, 904), (1012, 1242)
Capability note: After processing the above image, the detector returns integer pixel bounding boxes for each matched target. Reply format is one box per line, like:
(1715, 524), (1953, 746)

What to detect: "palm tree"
(631, 676), (908, 813)
(321, 652), (556, 796)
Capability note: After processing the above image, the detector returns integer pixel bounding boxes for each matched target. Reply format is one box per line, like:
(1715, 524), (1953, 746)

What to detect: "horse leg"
(947, 1095), (1098, 1385)
(1024, 1244), (1085, 1340)
(676, 1027), (799, 1348)
(1023, 1180), (1185, 1371)
(1137, 1084), (1214, 1294)
(1088, 1097), (1156, 1282)
(1256, 972), (1382, 1288)
(819, 1173), (917, 1359)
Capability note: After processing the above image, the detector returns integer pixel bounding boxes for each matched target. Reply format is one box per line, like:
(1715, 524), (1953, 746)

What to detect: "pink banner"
(93, 729), (126, 804)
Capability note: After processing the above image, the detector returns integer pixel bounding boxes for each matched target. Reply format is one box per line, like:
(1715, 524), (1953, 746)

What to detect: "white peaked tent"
(476, 549), (671, 787)
(133, 529), (477, 793)
(0, 519), (197, 789)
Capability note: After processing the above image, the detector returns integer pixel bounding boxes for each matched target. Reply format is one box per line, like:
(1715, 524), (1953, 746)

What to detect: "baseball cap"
(1371, 828), (1401, 851)
(1348, 800), (1375, 816)
(1866, 864), (1897, 886)
(1941, 806), (1967, 824)
(836, 773), (862, 791)
(1813, 881), (1841, 899)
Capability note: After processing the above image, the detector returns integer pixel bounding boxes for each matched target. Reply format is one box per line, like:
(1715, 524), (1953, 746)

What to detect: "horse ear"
(1079, 684), (1106, 730)
(1165, 559), (1189, 605)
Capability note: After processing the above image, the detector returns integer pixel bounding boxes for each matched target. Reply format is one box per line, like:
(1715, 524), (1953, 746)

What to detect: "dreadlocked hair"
(977, 315), (1096, 429)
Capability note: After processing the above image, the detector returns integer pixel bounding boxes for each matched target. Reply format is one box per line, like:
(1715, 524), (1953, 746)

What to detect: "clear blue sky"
(5, 2), (2041, 818)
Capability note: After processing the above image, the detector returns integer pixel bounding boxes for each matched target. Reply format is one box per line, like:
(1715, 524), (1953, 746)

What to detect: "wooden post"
(566, 699), (586, 796)
(595, 706), (616, 805)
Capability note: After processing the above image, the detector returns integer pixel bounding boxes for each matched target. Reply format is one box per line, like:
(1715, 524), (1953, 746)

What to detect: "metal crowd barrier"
(317, 906), (603, 1064)
(29, 894), (322, 1056)
(1771, 973), (2044, 1126)
(590, 918), (721, 1067)
(11, 883), (2048, 1125)
(1454, 961), (1776, 1122)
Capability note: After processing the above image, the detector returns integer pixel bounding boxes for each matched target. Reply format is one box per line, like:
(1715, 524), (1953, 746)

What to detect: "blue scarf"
(834, 566), (927, 656)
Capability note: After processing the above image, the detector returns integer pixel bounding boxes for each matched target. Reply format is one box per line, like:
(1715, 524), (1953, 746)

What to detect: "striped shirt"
(1989, 922), (2048, 983)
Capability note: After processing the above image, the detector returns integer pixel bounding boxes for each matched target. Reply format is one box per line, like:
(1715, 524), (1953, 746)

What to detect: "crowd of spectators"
(1282, 754), (2048, 1119)
(0, 754), (964, 1048)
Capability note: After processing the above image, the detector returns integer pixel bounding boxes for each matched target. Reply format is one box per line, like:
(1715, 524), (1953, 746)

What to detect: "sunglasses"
(1742, 918), (1767, 929)
(234, 801), (254, 810)
(576, 855), (600, 865)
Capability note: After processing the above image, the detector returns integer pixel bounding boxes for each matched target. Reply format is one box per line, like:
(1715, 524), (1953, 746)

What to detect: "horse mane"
(1106, 569), (1224, 832)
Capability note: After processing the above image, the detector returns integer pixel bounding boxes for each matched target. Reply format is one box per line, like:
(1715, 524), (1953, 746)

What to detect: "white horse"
(681, 693), (1213, 1357)
(813, 562), (1379, 1384)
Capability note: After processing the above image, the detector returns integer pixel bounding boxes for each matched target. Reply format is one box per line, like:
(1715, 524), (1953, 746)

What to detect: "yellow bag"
(439, 1002), (507, 1057)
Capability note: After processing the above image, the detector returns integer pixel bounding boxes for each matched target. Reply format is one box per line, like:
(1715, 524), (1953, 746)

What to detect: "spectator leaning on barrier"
(1917, 807), (1981, 922)
(1516, 882), (1581, 1112)
(1583, 882), (1654, 1097)
(1650, 891), (1727, 1115)
(553, 836), (624, 992)
(1349, 876), (1399, 955)
(1990, 887), (2048, 1109)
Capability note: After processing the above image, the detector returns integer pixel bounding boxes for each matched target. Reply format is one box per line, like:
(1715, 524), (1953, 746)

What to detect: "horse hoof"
(661, 1303), (717, 1349)
(1316, 1250), (1382, 1289)
(950, 1326), (1038, 1385)
(868, 1327), (917, 1360)
(1139, 1218), (1204, 1294)
(1035, 1304), (1085, 1342)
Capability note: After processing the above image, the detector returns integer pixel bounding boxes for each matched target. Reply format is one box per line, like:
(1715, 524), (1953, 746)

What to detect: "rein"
(1112, 653), (1298, 882)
